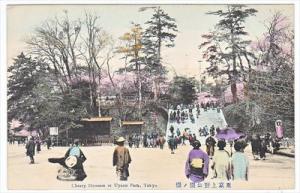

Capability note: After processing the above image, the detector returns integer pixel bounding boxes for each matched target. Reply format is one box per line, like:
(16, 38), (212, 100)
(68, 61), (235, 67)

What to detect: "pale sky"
(7, 4), (294, 80)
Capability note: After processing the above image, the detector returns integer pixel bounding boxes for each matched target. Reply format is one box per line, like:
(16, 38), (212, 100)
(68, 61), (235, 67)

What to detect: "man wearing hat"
(113, 137), (132, 181)
(185, 140), (209, 182)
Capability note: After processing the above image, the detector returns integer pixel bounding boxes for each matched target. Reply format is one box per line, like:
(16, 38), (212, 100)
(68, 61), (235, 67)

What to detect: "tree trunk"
(155, 8), (162, 101)
(231, 81), (238, 103)
(137, 64), (142, 120)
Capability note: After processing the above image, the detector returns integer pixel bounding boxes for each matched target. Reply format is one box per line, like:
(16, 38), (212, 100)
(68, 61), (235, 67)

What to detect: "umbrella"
(216, 128), (243, 141)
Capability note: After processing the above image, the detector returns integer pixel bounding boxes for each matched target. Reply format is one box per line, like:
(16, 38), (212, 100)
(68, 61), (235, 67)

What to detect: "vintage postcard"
(2, 1), (298, 192)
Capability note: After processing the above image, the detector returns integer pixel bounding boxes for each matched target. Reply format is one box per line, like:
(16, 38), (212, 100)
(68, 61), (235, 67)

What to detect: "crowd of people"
(250, 133), (280, 160)
(126, 132), (166, 149)
(18, 101), (283, 185)
(167, 126), (198, 153)
(21, 129), (275, 184)
(199, 125), (220, 137)
(185, 138), (249, 183)
(169, 102), (222, 124)
(165, 119), (250, 183)
(169, 108), (196, 124)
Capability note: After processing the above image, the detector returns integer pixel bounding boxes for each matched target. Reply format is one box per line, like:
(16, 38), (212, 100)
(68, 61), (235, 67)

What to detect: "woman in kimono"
(211, 140), (231, 180)
(231, 141), (249, 181)
(185, 140), (210, 182)
(113, 137), (132, 181)
(48, 139), (87, 181)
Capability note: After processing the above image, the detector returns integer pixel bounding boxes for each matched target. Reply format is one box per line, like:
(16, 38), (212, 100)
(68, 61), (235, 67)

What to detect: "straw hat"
(116, 137), (125, 142)
(65, 155), (78, 168)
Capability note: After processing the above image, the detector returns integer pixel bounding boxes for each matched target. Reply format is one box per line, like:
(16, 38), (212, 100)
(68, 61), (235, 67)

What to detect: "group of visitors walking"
(127, 134), (141, 148)
(250, 133), (274, 160)
(199, 125), (218, 137)
(167, 126), (198, 154)
(140, 132), (166, 149)
(169, 109), (195, 124)
(185, 139), (249, 183)
(24, 132), (251, 184)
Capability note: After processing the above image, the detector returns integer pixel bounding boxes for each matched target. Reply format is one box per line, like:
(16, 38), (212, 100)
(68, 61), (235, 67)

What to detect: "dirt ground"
(7, 143), (294, 190)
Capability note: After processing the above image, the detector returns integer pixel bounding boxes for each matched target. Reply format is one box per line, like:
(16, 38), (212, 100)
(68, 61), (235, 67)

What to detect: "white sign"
(49, 127), (58, 136)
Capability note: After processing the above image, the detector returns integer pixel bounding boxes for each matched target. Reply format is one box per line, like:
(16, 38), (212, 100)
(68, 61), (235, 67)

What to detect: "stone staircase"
(166, 108), (227, 144)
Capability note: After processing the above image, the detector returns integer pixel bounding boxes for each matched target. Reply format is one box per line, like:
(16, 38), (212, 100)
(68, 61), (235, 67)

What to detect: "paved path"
(7, 143), (294, 190)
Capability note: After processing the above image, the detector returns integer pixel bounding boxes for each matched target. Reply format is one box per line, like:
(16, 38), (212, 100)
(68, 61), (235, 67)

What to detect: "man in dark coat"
(260, 137), (267, 160)
(168, 134), (176, 154)
(26, 137), (36, 164)
(113, 137), (132, 181)
(36, 139), (41, 153)
(210, 125), (216, 136)
(46, 137), (52, 150)
(251, 134), (261, 160)
(205, 135), (216, 158)
(128, 135), (133, 148)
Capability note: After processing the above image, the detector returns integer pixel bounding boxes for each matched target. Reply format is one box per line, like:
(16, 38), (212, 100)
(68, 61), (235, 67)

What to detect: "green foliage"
(223, 101), (261, 134)
(248, 64), (294, 137)
(224, 12), (294, 137)
(8, 53), (48, 124)
(200, 5), (257, 103)
(248, 12), (294, 137)
(8, 53), (89, 134)
(141, 6), (178, 76)
(168, 76), (197, 105)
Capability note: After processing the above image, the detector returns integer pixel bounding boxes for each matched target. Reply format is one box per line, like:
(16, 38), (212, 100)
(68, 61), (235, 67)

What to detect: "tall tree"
(81, 12), (112, 116)
(249, 12), (294, 136)
(139, 6), (178, 100)
(200, 5), (257, 103)
(26, 10), (82, 90)
(253, 12), (294, 71)
(223, 12), (294, 136)
(117, 23), (144, 119)
(8, 53), (89, 136)
(27, 11), (113, 116)
(8, 53), (48, 124)
(168, 76), (198, 105)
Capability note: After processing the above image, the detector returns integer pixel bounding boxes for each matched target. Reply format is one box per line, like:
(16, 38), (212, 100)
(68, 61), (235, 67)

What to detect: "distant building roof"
(81, 117), (113, 122)
(122, 121), (144, 125)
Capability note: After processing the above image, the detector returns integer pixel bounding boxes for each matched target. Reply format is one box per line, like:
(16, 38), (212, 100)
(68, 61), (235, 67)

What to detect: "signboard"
(49, 127), (58, 136)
